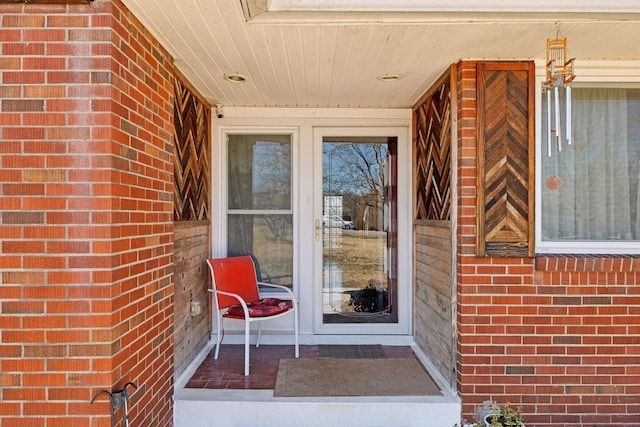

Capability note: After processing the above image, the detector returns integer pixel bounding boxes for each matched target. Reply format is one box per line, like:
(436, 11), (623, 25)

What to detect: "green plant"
(479, 402), (525, 427)
(455, 401), (525, 427)
(487, 402), (524, 426)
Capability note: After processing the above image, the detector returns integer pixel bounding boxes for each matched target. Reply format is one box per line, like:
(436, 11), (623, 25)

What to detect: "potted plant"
(347, 280), (388, 313)
(454, 401), (525, 427)
(476, 401), (525, 427)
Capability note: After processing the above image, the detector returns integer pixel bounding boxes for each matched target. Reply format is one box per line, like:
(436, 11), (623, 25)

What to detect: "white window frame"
(213, 126), (300, 294)
(534, 60), (640, 254)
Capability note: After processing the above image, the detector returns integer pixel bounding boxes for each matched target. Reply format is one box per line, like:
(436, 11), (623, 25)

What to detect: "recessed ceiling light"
(377, 74), (403, 82)
(224, 73), (248, 83)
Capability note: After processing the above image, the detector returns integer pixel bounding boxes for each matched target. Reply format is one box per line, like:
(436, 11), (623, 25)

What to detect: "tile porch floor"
(185, 344), (417, 390)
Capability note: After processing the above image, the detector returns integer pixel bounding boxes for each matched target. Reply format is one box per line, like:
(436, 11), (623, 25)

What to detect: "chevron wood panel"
(476, 62), (534, 257)
(413, 70), (452, 221)
(174, 76), (210, 221)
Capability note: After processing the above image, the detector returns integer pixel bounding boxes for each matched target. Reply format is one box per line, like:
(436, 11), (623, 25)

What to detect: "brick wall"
(455, 61), (640, 426)
(0, 1), (175, 426)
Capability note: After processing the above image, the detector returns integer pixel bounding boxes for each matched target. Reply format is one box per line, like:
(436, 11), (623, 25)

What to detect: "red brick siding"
(455, 61), (640, 426)
(0, 2), (174, 426)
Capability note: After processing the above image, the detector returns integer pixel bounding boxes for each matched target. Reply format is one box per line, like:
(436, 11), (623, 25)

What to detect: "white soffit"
(122, 0), (640, 109)
(267, 0), (640, 13)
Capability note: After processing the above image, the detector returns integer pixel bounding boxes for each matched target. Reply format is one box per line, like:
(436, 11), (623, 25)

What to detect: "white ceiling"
(121, 0), (640, 109)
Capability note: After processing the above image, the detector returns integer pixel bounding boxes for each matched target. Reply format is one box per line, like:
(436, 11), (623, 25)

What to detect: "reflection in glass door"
(322, 137), (397, 324)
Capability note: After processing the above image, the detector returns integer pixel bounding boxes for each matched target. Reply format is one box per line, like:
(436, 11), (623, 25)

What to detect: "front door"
(219, 126), (411, 339)
(314, 127), (410, 336)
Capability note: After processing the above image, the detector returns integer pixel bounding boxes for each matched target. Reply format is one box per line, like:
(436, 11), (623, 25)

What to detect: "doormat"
(318, 344), (386, 359)
(274, 358), (441, 397)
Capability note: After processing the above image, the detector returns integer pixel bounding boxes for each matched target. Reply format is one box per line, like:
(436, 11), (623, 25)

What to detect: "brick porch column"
(0, 1), (175, 426)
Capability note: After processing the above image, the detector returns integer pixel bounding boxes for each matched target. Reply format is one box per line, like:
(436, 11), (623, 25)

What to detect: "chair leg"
(256, 321), (262, 348)
(214, 315), (222, 360)
(244, 317), (250, 376)
(294, 308), (299, 358)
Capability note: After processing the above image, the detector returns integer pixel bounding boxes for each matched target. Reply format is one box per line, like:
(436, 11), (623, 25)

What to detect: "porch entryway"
(174, 343), (460, 427)
(213, 124), (413, 338)
(173, 109), (459, 426)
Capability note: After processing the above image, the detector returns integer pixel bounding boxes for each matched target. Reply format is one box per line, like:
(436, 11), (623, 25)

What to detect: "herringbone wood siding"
(412, 68), (455, 386)
(476, 62), (534, 257)
(413, 70), (452, 221)
(174, 76), (211, 221)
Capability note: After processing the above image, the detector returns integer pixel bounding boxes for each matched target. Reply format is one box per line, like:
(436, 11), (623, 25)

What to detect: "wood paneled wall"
(412, 67), (456, 386)
(414, 68), (453, 221)
(414, 222), (455, 386)
(475, 62), (535, 257)
(173, 73), (212, 378)
(174, 72), (211, 221)
(173, 221), (211, 378)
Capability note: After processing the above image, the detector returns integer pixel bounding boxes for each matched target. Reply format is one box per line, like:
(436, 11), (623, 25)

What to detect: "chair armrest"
(207, 288), (244, 302)
(207, 289), (250, 318)
(257, 282), (296, 299)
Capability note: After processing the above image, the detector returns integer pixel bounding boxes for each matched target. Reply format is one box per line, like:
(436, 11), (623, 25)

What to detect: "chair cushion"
(225, 298), (293, 318)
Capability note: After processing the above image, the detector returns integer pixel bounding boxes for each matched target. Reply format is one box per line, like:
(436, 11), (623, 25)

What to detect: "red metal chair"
(207, 255), (299, 375)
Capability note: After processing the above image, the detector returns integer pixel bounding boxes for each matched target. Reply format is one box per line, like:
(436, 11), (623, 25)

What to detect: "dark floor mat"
(318, 344), (386, 359)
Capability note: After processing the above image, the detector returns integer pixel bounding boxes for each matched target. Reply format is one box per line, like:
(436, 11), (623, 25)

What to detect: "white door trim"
(312, 126), (412, 336)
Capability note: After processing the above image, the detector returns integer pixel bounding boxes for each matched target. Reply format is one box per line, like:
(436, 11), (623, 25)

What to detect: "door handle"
(315, 219), (321, 241)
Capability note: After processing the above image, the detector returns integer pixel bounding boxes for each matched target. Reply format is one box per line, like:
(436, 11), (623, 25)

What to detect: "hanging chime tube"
(547, 89), (552, 157)
(554, 86), (561, 152)
(566, 85), (572, 145)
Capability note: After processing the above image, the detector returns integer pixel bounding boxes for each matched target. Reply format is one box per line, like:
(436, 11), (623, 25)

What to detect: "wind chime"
(545, 25), (575, 156)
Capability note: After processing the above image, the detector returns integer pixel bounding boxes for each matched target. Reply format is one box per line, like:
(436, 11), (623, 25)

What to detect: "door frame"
(211, 109), (413, 344)
(212, 126), (301, 287)
(313, 126), (412, 336)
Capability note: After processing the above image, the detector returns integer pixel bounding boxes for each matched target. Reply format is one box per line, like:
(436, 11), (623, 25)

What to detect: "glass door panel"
(322, 137), (397, 324)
